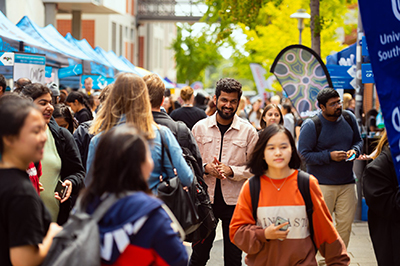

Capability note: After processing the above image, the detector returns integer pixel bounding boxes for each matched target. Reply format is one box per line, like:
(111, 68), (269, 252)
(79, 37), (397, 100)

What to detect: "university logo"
(392, 0), (400, 21)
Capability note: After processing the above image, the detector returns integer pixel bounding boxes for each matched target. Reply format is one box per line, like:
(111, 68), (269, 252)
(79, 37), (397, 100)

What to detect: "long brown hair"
(260, 104), (283, 129)
(80, 125), (151, 208)
(372, 130), (388, 159)
(90, 73), (155, 139)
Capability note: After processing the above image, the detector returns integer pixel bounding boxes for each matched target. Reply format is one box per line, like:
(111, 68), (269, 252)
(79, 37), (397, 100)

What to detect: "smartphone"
(346, 153), (356, 161)
(54, 180), (68, 199)
(275, 216), (289, 231)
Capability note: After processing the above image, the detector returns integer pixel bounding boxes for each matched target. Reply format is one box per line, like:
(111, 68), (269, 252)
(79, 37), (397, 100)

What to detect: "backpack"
(311, 111), (353, 140)
(73, 120), (93, 171)
(175, 122), (217, 244)
(249, 170), (317, 251)
(42, 194), (126, 266)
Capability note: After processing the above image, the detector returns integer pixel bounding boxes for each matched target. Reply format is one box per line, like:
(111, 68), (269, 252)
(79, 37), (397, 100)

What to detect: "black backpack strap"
(249, 175), (260, 223)
(342, 110), (352, 128)
(313, 111), (353, 140)
(297, 170), (317, 251)
(176, 121), (186, 145)
(311, 115), (322, 140)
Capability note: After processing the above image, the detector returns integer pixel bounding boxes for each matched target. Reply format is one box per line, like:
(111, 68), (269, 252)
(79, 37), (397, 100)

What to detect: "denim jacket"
(86, 122), (193, 194)
(148, 125), (194, 193)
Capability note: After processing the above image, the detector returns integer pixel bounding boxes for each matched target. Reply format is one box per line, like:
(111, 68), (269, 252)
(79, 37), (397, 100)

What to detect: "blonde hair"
(99, 84), (113, 104)
(90, 73), (155, 139)
(236, 97), (246, 115)
(343, 93), (352, 110)
(143, 74), (165, 108)
(180, 86), (194, 102)
(371, 130), (388, 159)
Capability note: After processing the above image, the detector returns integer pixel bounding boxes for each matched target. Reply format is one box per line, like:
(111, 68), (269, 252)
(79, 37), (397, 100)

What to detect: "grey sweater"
(298, 110), (363, 185)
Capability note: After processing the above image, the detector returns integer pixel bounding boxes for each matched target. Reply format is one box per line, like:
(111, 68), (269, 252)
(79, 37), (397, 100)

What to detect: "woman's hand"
(54, 180), (72, 203)
(356, 154), (372, 161)
(264, 222), (290, 240)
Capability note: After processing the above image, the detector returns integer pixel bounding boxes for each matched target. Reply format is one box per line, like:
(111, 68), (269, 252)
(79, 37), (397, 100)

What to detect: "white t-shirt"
(284, 113), (295, 138)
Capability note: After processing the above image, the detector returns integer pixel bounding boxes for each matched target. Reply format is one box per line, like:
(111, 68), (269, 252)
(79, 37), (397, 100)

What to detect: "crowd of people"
(0, 72), (397, 266)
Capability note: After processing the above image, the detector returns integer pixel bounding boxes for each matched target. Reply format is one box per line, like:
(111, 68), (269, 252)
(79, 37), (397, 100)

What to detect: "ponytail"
(66, 91), (93, 120)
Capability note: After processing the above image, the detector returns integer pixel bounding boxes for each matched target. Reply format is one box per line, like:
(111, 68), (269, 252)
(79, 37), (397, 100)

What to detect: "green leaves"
(171, 24), (223, 84)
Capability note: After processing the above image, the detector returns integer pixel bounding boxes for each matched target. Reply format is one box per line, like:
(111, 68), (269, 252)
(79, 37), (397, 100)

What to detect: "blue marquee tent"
(0, 11), (70, 67)
(118, 56), (174, 89)
(65, 33), (115, 78)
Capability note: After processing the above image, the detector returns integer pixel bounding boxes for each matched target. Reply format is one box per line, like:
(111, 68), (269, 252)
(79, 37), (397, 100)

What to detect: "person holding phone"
(0, 95), (62, 266)
(298, 88), (362, 249)
(20, 84), (85, 225)
(230, 124), (349, 266)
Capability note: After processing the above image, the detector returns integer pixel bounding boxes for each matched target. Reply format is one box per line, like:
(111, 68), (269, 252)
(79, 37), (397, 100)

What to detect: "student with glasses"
(298, 88), (363, 252)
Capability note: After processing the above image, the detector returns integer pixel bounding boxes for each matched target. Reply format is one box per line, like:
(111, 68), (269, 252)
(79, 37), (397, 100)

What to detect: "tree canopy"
(171, 0), (358, 88)
(171, 23), (223, 84)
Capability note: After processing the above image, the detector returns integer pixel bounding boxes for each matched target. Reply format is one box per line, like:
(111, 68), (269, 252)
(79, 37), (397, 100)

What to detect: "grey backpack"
(42, 193), (125, 266)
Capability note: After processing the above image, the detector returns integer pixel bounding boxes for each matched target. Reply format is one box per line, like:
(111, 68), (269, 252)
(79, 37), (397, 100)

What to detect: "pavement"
(184, 221), (377, 266)
(344, 221), (377, 266)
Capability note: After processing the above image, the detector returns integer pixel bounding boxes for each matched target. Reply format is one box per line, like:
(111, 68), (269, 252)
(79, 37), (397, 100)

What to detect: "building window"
(112, 22), (117, 52)
(131, 28), (134, 41)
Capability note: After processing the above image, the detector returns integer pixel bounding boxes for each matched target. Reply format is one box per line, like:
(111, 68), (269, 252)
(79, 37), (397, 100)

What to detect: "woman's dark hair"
(317, 87), (339, 108)
(53, 103), (76, 134)
(260, 104), (284, 129)
(66, 91), (93, 116)
(20, 83), (52, 101)
(59, 89), (68, 104)
(80, 125), (151, 208)
(247, 124), (301, 176)
(282, 104), (292, 114)
(0, 95), (39, 153)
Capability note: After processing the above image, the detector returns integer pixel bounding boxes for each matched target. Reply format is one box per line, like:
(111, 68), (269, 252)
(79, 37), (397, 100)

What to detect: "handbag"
(157, 129), (201, 235)
(180, 146), (217, 244)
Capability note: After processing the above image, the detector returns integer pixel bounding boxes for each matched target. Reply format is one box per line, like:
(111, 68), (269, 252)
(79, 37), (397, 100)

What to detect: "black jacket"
(152, 111), (203, 171)
(74, 107), (93, 124)
(48, 118), (85, 224)
(363, 146), (400, 265)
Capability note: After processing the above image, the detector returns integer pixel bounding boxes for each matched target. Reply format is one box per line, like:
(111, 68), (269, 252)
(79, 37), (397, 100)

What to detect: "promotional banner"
(81, 75), (109, 90)
(361, 63), (375, 84)
(13, 53), (46, 83)
(326, 65), (356, 89)
(58, 64), (83, 79)
(270, 45), (333, 118)
(359, 0), (400, 184)
(0, 52), (14, 66)
(250, 63), (276, 104)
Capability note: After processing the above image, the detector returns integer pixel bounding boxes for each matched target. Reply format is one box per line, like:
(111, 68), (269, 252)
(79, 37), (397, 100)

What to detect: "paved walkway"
(346, 222), (377, 266)
(185, 221), (377, 265)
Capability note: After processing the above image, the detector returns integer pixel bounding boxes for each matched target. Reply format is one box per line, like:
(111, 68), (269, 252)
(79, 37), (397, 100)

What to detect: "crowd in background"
(0, 73), (397, 266)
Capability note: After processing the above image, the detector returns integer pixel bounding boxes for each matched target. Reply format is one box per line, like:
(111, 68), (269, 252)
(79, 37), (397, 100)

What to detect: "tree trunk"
(310, 0), (321, 56)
